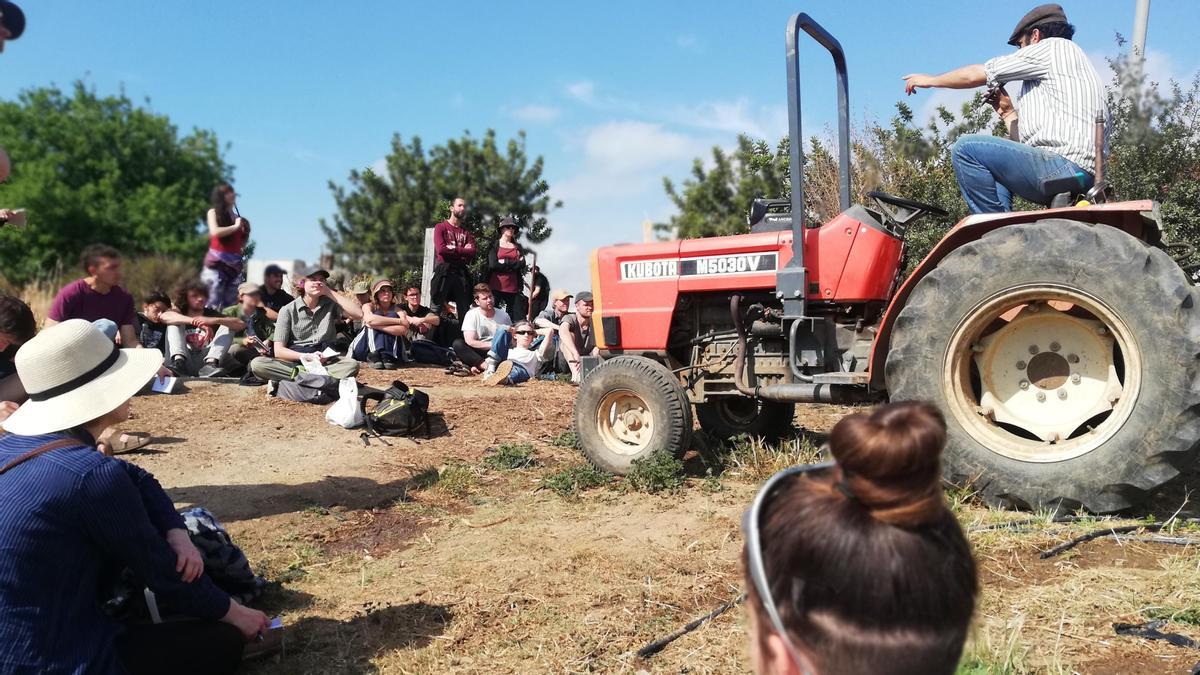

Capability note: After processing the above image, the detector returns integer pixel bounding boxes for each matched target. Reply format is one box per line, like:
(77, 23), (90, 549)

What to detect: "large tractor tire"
(695, 398), (796, 440)
(886, 219), (1200, 513)
(574, 355), (693, 474)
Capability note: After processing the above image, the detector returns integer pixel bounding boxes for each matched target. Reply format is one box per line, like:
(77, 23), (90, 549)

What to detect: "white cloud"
(510, 104), (561, 123)
(675, 34), (700, 51)
(554, 120), (710, 203)
(583, 121), (697, 173)
(526, 236), (587, 295)
(566, 80), (595, 104)
(671, 98), (788, 139)
(368, 157), (387, 176)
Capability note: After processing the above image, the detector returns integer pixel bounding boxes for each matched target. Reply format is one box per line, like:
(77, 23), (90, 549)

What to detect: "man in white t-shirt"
(480, 320), (555, 386)
(452, 284), (512, 373)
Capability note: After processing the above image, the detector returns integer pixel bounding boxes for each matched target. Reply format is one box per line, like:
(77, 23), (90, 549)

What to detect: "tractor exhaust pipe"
(732, 295), (821, 401)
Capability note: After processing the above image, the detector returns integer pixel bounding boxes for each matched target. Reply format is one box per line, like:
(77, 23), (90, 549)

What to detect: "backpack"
(359, 380), (430, 437)
(273, 371), (340, 405)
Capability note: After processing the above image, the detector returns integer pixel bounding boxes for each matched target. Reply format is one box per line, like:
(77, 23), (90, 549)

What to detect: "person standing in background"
(430, 197), (476, 320)
(201, 183), (249, 309)
(487, 217), (528, 320)
(528, 265), (550, 320)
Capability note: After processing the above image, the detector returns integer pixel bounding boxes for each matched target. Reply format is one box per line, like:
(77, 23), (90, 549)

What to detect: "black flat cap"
(1008, 3), (1067, 46)
(1, 1), (25, 40)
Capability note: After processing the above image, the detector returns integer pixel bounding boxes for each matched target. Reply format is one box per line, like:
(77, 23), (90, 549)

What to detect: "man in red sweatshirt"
(431, 196), (477, 319)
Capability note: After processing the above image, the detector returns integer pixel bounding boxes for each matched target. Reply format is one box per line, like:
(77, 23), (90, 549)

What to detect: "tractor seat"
(1041, 171), (1093, 208)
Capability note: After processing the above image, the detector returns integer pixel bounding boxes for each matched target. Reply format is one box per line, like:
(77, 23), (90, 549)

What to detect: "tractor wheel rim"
(596, 389), (654, 456)
(943, 284), (1140, 463)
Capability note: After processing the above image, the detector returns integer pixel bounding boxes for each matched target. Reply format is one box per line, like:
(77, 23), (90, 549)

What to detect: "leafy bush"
(543, 463), (609, 498)
(627, 450), (685, 494)
(482, 443), (537, 471)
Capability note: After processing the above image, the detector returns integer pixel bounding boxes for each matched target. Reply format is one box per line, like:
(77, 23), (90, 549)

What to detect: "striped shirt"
(984, 37), (1109, 171)
(0, 433), (230, 673)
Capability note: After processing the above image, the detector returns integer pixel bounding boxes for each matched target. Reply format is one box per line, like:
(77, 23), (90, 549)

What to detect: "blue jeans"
(487, 332), (531, 385)
(951, 134), (1093, 213)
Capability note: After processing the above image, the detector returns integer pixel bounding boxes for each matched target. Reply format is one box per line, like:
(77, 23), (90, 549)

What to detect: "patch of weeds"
(551, 428), (580, 449)
(410, 466), (441, 490)
(722, 433), (823, 483)
(275, 567), (307, 584)
(1145, 606), (1200, 627)
(437, 462), (479, 498)
(483, 443), (537, 470)
(299, 498), (330, 517)
(701, 468), (725, 494)
(627, 450), (685, 494)
(544, 463), (609, 497)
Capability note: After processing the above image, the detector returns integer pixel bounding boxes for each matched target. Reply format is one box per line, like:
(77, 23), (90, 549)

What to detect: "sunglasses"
(513, 330), (535, 336)
(742, 459), (835, 675)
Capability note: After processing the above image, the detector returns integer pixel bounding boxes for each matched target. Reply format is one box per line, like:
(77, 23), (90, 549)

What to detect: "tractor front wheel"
(886, 219), (1200, 513)
(574, 355), (693, 474)
(695, 398), (796, 440)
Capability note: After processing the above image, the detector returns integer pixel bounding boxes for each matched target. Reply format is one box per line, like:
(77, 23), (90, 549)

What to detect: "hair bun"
(827, 401), (948, 528)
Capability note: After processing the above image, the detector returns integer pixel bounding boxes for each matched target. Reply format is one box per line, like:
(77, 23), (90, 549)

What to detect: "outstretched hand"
(902, 74), (934, 95)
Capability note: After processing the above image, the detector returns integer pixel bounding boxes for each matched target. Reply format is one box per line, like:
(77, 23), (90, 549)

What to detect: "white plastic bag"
(325, 378), (364, 429)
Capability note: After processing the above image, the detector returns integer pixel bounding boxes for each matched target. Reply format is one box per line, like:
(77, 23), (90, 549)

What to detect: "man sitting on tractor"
(902, 3), (1108, 213)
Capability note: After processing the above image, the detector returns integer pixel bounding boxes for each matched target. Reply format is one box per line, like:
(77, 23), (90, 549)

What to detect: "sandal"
(97, 429), (152, 456)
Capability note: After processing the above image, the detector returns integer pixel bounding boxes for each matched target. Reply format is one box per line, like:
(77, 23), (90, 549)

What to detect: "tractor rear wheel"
(695, 398), (796, 439)
(886, 219), (1200, 513)
(574, 355), (693, 474)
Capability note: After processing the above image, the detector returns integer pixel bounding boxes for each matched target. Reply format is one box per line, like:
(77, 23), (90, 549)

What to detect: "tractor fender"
(867, 200), (1163, 390)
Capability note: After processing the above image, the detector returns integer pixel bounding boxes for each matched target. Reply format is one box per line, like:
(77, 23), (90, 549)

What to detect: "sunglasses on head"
(742, 460), (835, 675)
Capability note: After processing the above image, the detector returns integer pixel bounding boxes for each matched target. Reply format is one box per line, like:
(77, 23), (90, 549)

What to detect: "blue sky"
(2, 1), (1197, 294)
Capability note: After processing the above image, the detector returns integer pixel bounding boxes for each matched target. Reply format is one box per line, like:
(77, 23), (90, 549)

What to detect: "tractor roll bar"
(780, 13), (850, 320)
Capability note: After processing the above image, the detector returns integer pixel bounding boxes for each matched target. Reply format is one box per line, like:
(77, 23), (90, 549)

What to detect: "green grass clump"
(437, 462), (479, 497)
(483, 443), (537, 470)
(722, 434), (823, 483)
(1145, 606), (1200, 627)
(551, 428), (580, 449)
(543, 463), (609, 497)
(627, 450), (685, 494)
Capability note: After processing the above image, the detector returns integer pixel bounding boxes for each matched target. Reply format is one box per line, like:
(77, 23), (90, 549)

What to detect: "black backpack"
(359, 380), (430, 437)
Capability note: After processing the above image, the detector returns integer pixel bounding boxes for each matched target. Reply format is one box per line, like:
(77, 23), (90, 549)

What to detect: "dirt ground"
(123, 368), (1200, 674)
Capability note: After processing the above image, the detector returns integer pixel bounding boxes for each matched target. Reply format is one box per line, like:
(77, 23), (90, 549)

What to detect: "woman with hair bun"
(742, 401), (977, 675)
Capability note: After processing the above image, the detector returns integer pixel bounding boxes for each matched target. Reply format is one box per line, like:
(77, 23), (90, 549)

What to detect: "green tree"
(321, 129), (560, 280)
(0, 82), (230, 284)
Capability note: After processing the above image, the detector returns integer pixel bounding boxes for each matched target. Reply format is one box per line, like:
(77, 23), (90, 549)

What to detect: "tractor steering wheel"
(866, 190), (949, 217)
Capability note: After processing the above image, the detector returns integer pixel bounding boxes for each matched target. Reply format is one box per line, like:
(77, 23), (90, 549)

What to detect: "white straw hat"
(2, 319), (163, 436)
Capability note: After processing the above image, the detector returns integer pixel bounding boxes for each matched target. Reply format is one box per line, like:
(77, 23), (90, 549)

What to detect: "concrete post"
(421, 227), (435, 307)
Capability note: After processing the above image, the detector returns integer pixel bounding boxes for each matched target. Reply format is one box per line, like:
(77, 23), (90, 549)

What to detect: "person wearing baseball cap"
(349, 279), (409, 370)
(901, 4), (1107, 213)
(558, 291), (598, 384)
(248, 264), (365, 383)
(532, 288), (573, 373)
(259, 263), (293, 320)
(222, 281), (275, 381)
(0, 320), (269, 672)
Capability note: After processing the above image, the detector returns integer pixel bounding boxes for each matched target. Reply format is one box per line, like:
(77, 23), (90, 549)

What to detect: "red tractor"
(573, 13), (1200, 513)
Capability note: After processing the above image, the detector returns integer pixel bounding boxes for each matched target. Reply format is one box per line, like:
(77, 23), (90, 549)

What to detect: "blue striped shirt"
(0, 433), (231, 674)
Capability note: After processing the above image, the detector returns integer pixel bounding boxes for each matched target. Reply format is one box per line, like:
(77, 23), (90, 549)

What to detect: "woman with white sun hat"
(0, 319), (269, 674)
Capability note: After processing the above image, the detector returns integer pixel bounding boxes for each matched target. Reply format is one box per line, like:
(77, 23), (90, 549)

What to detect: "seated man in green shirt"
(222, 282), (274, 377)
(248, 266), (364, 382)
